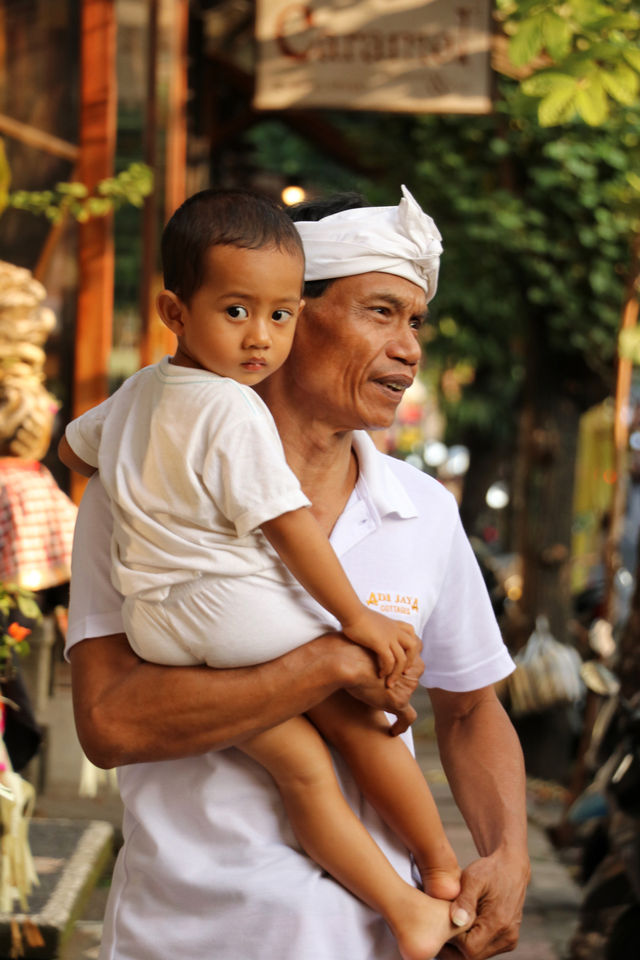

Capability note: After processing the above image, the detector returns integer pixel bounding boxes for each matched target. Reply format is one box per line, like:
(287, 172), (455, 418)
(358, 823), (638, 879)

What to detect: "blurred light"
(504, 574), (522, 601)
(281, 185), (306, 205)
(486, 481), (509, 510)
(423, 440), (448, 467)
(444, 445), (470, 477)
(615, 567), (634, 590)
(404, 453), (424, 471)
(630, 430), (640, 451)
(21, 570), (43, 590)
(603, 469), (617, 485)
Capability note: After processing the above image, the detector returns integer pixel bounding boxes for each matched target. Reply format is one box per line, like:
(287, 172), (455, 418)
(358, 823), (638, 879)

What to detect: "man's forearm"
(70, 631), (419, 769)
(430, 687), (528, 860)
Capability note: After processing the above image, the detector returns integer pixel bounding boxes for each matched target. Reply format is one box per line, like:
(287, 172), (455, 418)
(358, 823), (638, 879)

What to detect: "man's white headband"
(294, 185), (442, 304)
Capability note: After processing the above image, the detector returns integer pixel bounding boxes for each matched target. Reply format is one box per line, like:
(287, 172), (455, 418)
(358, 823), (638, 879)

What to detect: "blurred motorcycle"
(567, 686), (640, 960)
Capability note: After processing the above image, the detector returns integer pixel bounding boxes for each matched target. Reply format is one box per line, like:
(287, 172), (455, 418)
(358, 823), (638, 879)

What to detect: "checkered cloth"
(0, 458), (77, 590)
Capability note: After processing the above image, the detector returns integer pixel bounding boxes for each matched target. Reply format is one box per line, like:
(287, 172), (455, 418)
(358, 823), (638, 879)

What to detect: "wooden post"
(73, 0), (117, 501)
(605, 232), (640, 618)
(139, 0), (188, 366)
(138, 0), (160, 369)
(165, 0), (189, 218)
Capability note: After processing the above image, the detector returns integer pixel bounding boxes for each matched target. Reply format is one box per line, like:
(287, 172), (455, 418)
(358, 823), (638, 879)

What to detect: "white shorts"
(122, 569), (333, 667)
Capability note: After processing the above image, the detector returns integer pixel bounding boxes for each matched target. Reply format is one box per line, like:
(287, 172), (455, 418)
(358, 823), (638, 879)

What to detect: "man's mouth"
(373, 374), (414, 396)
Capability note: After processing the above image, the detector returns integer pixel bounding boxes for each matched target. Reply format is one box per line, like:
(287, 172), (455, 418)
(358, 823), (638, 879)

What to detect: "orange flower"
(7, 622), (31, 642)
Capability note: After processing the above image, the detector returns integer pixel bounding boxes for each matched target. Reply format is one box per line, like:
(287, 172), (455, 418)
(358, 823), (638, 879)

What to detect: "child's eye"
(272, 309), (293, 323)
(227, 305), (248, 319)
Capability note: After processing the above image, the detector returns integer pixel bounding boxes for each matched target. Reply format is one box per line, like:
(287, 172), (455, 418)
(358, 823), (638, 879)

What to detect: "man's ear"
(156, 290), (186, 336)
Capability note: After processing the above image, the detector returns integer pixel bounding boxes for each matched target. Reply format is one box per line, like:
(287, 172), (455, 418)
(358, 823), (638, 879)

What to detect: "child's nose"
(244, 317), (271, 349)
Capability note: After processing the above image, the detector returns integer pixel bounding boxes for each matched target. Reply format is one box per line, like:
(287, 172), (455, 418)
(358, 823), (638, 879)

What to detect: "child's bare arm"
(261, 508), (419, 684)
(58, 434), (97, 478)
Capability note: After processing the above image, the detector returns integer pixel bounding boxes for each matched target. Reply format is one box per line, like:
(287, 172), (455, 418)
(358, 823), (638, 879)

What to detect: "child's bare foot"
(420, 864), (462, 901)
(387, 885), (471, 960)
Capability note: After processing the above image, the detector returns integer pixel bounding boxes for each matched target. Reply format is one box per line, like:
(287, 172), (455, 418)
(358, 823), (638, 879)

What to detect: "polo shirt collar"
(351, 432), (419, 521)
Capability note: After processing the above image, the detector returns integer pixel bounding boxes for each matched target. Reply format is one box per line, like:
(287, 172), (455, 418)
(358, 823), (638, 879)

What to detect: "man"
(67, 186), (529, 960)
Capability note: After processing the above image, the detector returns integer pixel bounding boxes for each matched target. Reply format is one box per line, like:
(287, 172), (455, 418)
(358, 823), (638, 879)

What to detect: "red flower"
(7, 623), (31, 643)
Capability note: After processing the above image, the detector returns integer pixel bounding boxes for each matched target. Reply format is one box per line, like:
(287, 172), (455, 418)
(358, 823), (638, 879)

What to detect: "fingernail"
(452, 908), (470, 928)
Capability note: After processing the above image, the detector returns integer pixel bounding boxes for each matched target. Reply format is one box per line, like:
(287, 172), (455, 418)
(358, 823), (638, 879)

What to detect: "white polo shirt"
(67, 432), (514, 960)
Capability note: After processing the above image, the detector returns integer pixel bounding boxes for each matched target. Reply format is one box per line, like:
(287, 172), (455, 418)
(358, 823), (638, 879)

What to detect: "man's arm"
(70, 631), (424, 769)
(429, 685), (530, 960)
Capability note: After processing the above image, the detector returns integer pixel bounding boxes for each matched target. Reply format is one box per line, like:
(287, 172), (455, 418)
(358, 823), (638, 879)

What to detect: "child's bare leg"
(307, 690), (461, 900)
(241, 717), (468, 960)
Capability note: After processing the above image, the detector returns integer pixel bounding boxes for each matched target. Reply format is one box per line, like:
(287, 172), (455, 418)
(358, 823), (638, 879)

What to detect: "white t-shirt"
(65, 357), (310, 600)
(67, 432), (515, 960)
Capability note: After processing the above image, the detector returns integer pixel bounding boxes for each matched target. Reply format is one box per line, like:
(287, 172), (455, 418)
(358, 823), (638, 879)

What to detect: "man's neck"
(258, 382), (358, 534)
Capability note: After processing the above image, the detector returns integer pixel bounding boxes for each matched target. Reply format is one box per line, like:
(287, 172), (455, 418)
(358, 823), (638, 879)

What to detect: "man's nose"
(389, 328), (422, 366)
(243, 317), (271, 349)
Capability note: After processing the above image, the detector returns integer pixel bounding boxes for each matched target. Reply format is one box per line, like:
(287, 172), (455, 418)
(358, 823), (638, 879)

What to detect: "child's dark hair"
(162, 189), (304, 303)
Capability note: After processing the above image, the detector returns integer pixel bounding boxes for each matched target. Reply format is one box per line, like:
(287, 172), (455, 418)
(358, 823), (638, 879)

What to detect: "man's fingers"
(451, 904), (472, 929)
(442, 906), (521, 960)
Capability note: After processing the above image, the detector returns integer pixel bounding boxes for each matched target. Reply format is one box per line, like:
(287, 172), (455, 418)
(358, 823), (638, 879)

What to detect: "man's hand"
(439, 849), (530, 959)
(341, 607), (420, 686)
(344, 643), (423, 734)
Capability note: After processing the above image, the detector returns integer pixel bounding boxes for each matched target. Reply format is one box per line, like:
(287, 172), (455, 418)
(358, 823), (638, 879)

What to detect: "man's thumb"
(450, 901), (472, 929)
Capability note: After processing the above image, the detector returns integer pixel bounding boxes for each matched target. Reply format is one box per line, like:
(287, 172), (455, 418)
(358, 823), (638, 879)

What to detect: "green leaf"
(538, 81), (578, 125)
(55, 182), (89, 198)
(575, 77), (610, 125)
(16, 595), (40, 620)
(522, 70), (576, 96)
(623, 48), (640, 73)
(85, 197), (114, 216)
(508, 15), (545, 67)
(601, 64), (639, 105)
(588, 13), (640, 33)
(541, 12), (573, 61)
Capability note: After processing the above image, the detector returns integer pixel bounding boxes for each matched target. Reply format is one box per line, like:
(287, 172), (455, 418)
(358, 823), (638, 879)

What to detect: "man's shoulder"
(367, 441), (459, 516)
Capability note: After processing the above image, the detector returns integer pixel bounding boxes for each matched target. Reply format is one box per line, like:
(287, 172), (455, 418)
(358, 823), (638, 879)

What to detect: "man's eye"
(227, 305), (248, 319)
(272, 309), (292, 323)
(410, 317), (424, 330)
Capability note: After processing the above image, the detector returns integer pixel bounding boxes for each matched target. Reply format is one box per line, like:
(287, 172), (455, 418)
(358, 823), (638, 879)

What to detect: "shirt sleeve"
(420, 515), (515, 692)
(65, 475), (124, 657)
(65, 396), (114, 469)
(201, 401), (311, 538)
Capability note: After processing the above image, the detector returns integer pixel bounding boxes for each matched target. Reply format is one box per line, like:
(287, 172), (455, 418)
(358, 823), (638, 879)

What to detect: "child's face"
(169, 244), (304, 385)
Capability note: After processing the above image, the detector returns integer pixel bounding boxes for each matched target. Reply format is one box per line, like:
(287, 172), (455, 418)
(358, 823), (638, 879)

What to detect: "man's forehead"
(332, 271), (428, 310)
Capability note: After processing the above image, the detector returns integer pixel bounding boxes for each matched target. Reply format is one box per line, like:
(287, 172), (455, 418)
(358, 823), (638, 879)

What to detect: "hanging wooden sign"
(254, 0), (493, 114)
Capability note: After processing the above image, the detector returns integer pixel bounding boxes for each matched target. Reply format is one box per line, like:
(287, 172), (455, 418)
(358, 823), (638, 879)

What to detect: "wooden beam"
(73, 0), (117, 501)
(0, 113), (79, 161)
(138, 0), (160, 369)
(165, 0), (189, 217)
(140, 0), (189, 367)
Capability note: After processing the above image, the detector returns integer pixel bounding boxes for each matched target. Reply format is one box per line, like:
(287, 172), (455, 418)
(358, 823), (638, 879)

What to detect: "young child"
(60, 189), (467, 960)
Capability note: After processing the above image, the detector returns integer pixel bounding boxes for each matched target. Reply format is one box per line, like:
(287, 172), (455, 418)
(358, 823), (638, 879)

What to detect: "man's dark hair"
(162, 188), (304, 303)
(287, 192), (370, 298)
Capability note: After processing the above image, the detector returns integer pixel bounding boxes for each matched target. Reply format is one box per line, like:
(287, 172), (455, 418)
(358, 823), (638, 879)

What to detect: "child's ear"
(156, 290), (186, 336)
